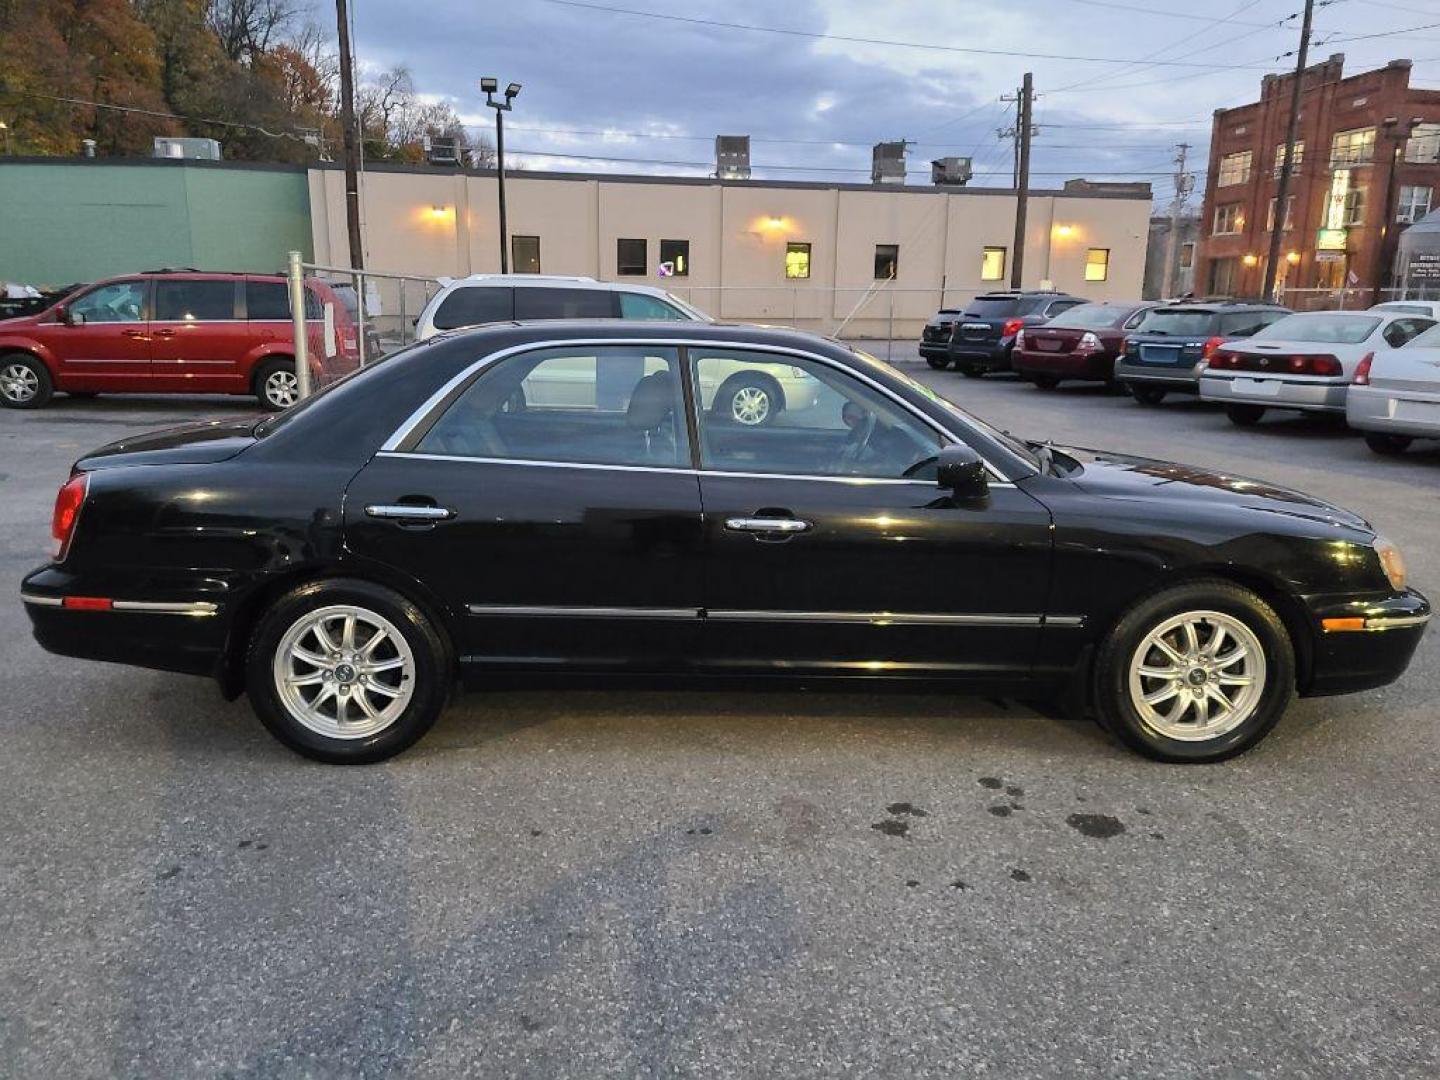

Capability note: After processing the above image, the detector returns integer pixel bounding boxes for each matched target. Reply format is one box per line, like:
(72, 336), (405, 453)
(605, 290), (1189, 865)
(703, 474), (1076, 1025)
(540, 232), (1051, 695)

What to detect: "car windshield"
(850, 348), (1042, 472)
(1252, 313), (1380, 344)
(1134, 308), (1215, 336)
(1044, 303), (1134, 329)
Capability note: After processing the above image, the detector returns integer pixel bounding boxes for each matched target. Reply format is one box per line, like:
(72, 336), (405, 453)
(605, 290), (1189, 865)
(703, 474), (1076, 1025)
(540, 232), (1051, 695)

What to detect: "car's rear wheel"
(716, 374), (782, 426)
(1364, 432), (1412, 456)
(925, 356), (950, 370)
(246, 579), (450, 764)
(1094, 580), (1294, 763)
(0, 354), (53, 409)
(1225, 404), (1266, 427)
(958, 364), (984, 379)
(254, 357), (299, 411)
(1128, 384), (1166, 406)
(1031, 375), (1060, 390)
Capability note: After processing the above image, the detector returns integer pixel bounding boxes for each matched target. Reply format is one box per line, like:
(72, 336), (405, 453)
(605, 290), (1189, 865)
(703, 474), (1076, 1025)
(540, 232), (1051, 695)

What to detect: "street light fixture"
(481, 76), (521, 273)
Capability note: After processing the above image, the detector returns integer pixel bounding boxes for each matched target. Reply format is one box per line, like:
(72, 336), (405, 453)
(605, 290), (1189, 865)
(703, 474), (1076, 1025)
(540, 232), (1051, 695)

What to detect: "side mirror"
(936, 444), (989, 499)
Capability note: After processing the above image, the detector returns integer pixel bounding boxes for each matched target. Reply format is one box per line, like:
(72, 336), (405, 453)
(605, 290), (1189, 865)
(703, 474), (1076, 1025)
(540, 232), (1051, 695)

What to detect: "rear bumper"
(950, 340), (1014, 371)
(919, 341), (951, 362)
(21, 567), (229, 679)
(1346, 384), (1440, 437)
(1199, 374), (1348, 412)
(1114, 358), (1204, 391)
(1013, 349), (1116, 380)
(1301, 589), (1431, 696)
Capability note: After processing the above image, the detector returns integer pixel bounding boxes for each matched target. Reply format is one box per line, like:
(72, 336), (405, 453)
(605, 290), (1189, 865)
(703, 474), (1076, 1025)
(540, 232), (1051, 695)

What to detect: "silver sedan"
(1199, 310), (1436, 427)
(1347, 321), (1440, 456)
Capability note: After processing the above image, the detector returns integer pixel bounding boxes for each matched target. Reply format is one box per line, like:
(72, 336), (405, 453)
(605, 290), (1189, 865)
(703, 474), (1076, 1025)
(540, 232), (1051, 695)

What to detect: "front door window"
(68, 282), (146, 323)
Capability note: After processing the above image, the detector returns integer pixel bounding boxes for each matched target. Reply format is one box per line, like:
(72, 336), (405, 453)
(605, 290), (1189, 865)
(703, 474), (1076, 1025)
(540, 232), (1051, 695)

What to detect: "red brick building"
(1196, 55), (1440, 302)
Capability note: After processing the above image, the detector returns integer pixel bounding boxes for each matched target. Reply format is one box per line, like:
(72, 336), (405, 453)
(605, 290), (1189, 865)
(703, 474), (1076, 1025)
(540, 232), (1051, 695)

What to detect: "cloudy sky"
(347, 0), (1440, 205)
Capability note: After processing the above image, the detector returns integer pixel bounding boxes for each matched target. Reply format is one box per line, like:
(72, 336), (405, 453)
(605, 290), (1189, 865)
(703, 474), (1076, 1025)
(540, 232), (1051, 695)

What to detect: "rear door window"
(432, 287), (514, 330)
(246, 281), (292, 320)
(154, 280), (236, 321)
(514, 287), (617, 319)
(1382, 318), (1435, 347)
(618, 292), (688, 320)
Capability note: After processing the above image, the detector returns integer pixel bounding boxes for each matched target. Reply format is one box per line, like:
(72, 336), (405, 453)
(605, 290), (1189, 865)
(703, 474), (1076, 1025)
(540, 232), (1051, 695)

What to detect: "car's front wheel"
(0, 353), (53, 409)
(254, 357), (300, 411)
(1093, 580), (1294, 763)
(246, 579), (450, 764)
(1364, 432), (1412, 456)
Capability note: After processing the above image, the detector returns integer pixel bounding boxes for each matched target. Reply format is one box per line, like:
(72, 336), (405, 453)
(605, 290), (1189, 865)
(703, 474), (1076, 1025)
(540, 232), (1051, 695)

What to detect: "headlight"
(1375, 537), (1408, 590)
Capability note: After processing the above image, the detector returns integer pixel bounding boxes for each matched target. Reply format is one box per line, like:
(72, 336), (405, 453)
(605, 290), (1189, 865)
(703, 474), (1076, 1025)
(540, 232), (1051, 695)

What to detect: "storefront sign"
(1316, 227), (1348, 252)
(1410, 253), (1440, 280)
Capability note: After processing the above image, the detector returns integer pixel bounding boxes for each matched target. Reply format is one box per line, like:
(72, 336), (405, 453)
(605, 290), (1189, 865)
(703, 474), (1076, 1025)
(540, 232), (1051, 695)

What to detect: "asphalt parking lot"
(2, 360), (1437, 1079)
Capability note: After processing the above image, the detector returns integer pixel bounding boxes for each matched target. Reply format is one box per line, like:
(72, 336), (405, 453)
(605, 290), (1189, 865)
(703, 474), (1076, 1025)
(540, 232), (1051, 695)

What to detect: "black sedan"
(21, 322), (1430, 765)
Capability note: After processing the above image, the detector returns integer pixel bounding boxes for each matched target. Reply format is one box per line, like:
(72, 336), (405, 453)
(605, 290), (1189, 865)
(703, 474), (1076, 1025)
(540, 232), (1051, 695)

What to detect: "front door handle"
(121, 329), (146, 338)
(365, 504), (456, 521)
(725, 516), (812, 534)
(153, 328), (176, 337)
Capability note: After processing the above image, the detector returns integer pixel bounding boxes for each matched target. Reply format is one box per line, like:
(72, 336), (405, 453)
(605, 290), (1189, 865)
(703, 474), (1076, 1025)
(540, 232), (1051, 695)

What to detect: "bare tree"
(208, 0), (300, 62)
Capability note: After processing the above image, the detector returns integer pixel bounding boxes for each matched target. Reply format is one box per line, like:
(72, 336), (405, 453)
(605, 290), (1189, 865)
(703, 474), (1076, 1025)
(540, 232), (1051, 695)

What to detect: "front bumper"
(1302, 588), (1431, 696)
(1114, 358), (1205, 391)
(1199, 373), (1348, 413)
(1346, 384), (1440, 438)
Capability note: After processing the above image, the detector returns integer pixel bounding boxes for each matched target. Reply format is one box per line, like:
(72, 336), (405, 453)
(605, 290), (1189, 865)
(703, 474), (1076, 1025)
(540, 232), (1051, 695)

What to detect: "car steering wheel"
(840, 410), (878, 472)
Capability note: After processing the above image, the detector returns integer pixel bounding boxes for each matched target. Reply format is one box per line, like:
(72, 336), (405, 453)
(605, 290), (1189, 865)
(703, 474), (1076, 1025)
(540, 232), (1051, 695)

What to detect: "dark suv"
(1114, 299), (1290, 405)
(924, 291), (1088, 377)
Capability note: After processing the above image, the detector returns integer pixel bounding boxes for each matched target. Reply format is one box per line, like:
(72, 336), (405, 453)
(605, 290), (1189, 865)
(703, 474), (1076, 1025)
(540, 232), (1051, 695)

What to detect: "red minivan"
(0, 271), (360, 410)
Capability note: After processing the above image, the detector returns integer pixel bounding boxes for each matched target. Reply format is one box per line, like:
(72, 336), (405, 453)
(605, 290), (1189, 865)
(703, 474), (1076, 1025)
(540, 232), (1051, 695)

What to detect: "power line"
(533, 0), (1281, 69)
(0, 84), (313, 142)
(1060, 0), (1274, 27)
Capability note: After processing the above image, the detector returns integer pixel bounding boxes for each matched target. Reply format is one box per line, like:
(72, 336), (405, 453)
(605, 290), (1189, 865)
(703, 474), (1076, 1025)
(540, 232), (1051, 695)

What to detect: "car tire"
(1225, 404), (1266, 427)
(1129, 384), (1166, 406)
(958, 364), (984, 379)
(254, 357), (300, 411)
(1031, 375), (1060, 390)
(925, 356), (951, 370)
(715, 374), (783, 426)
(1364, 432), (1413, 456)
(1093, 579), (1295, 763)
(245, 578), (451, 764)
(0, 353), (54, 409)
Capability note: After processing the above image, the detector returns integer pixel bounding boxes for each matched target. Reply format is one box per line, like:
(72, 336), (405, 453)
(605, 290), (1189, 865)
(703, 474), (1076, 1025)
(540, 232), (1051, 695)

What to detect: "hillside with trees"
(0, 0), (491, 165)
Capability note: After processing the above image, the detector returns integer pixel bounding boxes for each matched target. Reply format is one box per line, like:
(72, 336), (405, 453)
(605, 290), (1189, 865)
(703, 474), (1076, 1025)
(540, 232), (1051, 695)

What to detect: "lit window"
(1342, 186), (1366, 227)
(659, 238), (689, 277)
(873, 244), (899, 281)
(1217, 151), (1252, 187)
(980, 246), (1006, 281)
(1084, 248), (1110, 282)
(1330, 128), (1375, 168)
(1397, 185), (1433, 224)
(617, 238), (647, 276)
(1213, 203), (1243, 235)
(1266, 195), (1295, 231)
(1273, 141), (1304, 177)
(511, 235), (540, 274)
(785, 242), (811, 279)
(1405, 124), (1440, 165)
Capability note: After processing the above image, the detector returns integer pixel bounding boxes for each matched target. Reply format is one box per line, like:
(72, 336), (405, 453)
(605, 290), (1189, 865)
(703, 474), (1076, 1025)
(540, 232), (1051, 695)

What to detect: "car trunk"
(1024, 326), (1086, 354)
(1368, 347), (1440, 394)
(73, 419), (260, 472)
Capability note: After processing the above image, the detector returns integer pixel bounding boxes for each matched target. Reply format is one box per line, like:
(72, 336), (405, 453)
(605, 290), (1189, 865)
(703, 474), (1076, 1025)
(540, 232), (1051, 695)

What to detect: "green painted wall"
(0, 160), (312, 288)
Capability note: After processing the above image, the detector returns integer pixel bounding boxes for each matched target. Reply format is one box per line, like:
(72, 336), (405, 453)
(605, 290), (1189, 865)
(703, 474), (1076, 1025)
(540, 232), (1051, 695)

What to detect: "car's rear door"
(149, 277), (246, 391)
(343, 341), (704, 672)
(689, 345), (1054, 678)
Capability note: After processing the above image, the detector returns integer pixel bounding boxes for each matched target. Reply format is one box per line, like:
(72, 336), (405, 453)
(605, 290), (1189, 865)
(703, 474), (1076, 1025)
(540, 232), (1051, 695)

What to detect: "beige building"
(308, 163), (1153, 337)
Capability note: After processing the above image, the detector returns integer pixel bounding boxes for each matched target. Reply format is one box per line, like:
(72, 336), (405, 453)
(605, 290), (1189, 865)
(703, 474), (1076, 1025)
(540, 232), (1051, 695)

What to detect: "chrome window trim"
(469, 605), (699, 619)
(462, 603), (1087, 628)
(377, 336), (1021, 483)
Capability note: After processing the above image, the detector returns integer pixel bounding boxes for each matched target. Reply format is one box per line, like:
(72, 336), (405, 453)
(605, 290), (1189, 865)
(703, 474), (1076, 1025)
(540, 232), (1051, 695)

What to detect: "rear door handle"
(153, 328), (176, 337)
(366, 504), (456, 521)
(725, 517), (812, 534)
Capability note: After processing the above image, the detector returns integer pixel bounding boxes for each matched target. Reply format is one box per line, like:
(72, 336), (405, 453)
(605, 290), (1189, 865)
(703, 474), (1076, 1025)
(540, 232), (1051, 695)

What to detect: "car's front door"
(343, 343), (704, 671)
(689, 347), (1054, 678)
(149, 278), (247, 391)
(48, 279), (152, 390)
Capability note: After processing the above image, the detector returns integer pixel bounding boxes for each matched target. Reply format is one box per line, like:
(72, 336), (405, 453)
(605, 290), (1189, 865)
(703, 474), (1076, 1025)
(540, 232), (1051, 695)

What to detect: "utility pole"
(1162, 142), (1194, 298)
(1262, 0), (1313, 302)
(1010, 72), (1034, 289)
(335, 0), (364, 270)
(1373, 116), (1422, 304)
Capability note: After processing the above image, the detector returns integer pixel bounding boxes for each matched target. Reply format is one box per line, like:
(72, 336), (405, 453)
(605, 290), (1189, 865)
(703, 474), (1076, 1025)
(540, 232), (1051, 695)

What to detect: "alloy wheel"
(265, 369), (300, 409)
(1126, 609), (1266, 741)
(1, 363), (39, 404)
(271, 604), (416, 739)
(730, 385), (772, 425)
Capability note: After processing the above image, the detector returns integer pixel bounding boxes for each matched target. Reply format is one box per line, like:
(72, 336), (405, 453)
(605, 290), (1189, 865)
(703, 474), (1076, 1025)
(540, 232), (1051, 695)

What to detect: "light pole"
(481, 77), (521, 273)
(1372, 115), (1422, 305)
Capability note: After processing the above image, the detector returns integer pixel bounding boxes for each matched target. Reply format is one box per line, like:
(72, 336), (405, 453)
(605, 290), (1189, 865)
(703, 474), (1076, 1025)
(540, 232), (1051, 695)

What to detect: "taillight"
(1354, 352), (1374, 385)
(51, 473), (88, 561)
(1207, 349), (1238, 369)
(1002, 318), (1024, 337)
(1207, 352), (1342, 376)
(1015, 329), (1026, 349)
(1201, 336), (1226, 360)
(1307, 354), (1342, 377)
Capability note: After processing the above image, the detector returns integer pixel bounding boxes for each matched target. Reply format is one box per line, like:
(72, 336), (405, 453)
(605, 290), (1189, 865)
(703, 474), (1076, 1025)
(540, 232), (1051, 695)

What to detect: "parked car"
(1200, 310), (1436, 426)
(414, 274), (709, 341)
(0, 270), (360, 410)
(1346, 321), (1440, 455)
(933, 291), (1088, 376)
(919, 306), (962, 368)
(22, 323), (1428, 766)
(1115, 299), (1290, 405)
(0, 282), (84, 321)
(1012, 301), (1157, 389)
(1370, 300), (1440, 320)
